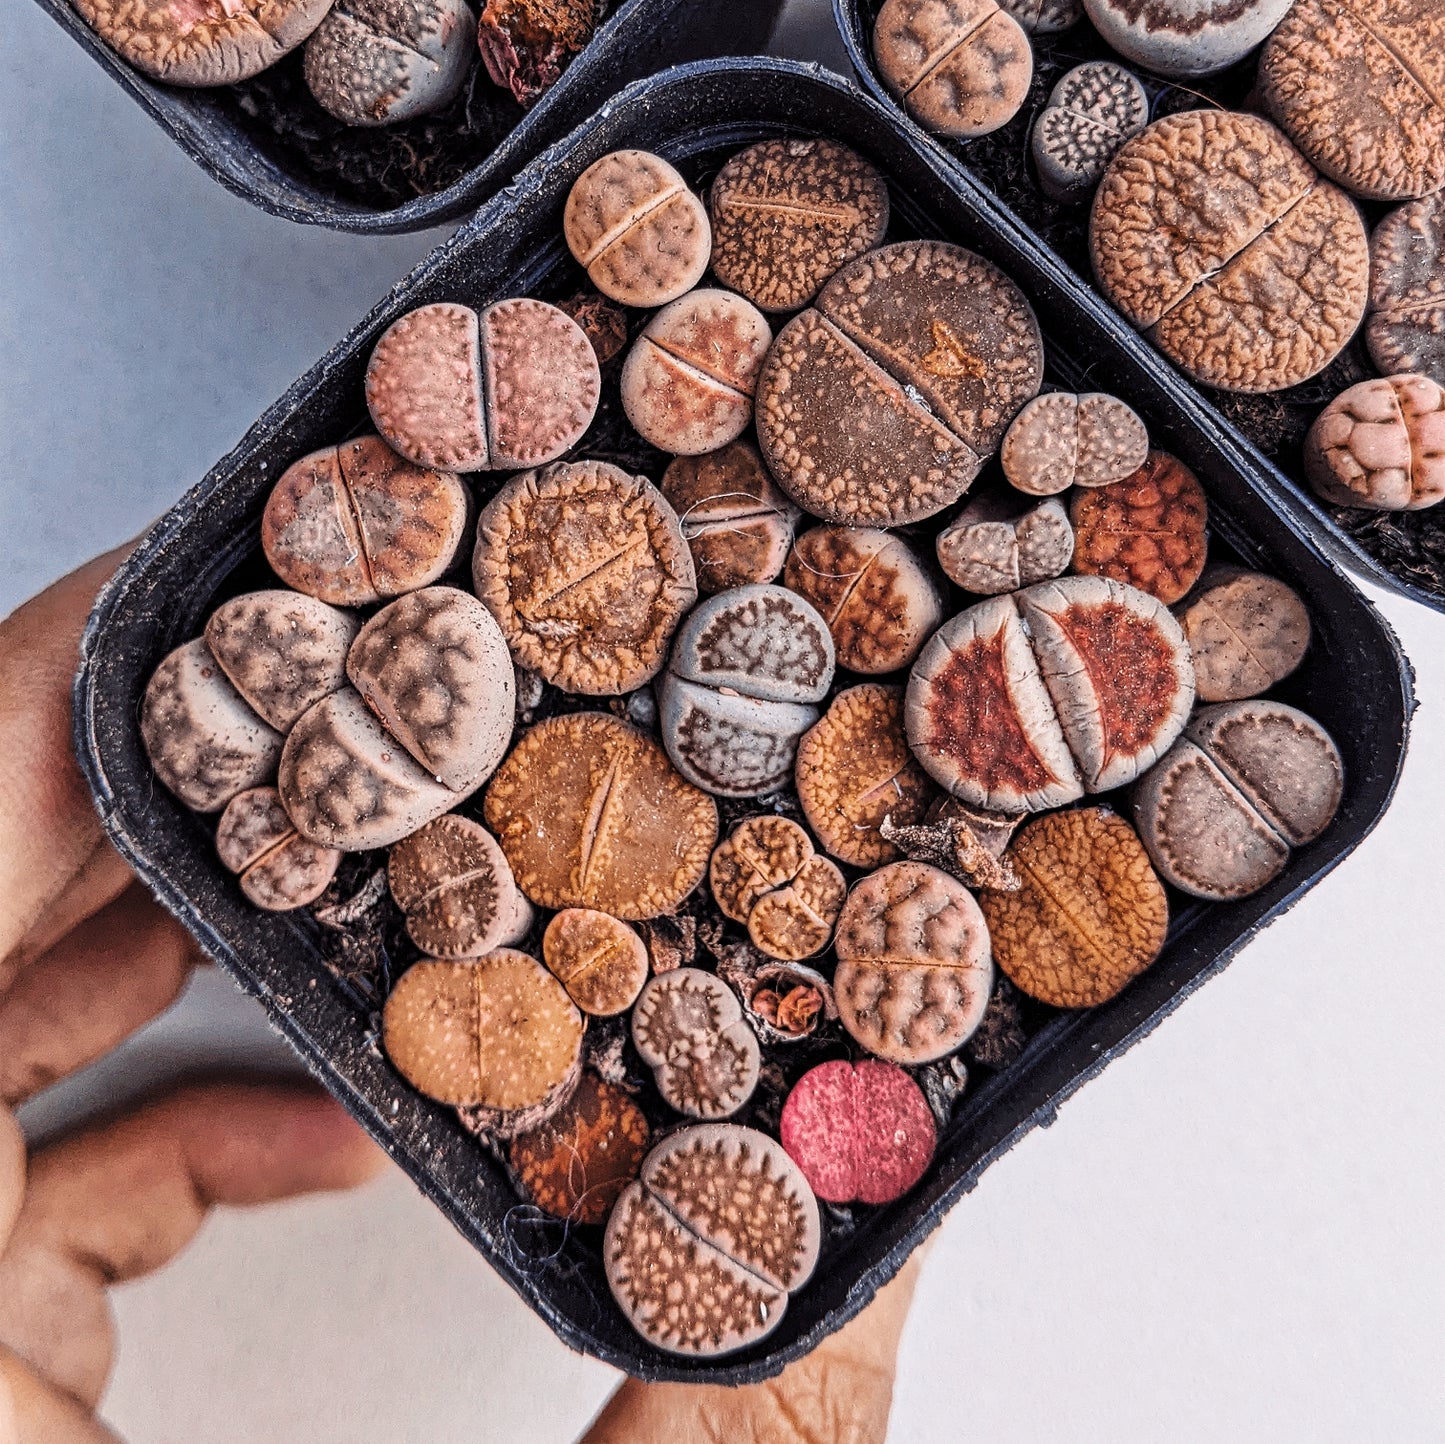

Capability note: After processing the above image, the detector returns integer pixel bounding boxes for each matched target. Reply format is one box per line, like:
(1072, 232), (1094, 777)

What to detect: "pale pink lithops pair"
(366, 299), (601, 473)
(1001, 391), (1149, 497)
(906, 575), (1196, 812)
(935, 492), (1074, 595)
(216, 786), (341, 911)
(605, 1124), (820, 1357)
(657, 584), (835, 797)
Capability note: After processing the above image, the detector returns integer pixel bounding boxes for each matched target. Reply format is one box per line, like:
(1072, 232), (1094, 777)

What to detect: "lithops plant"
(141, 638), (283, 814)
(873, 0), (1033, 140)
(1133, 700), (1344, 900)
(620, 290), (772, 456)
(1367, 196), (1445, 385)
(215, 786), (340, 911)
(1001, 391), (1149, 496)
(262, 435), (470, 607)
(542, 909), (651, 1016)
(473, 460), (697, 696)
(1176, 566), (1311, 703)
(564, 151), (712, 308)
(604, 1124), (820, 1357)
(484, 712), (717, 918)
(657, 585), (835, 798)
(979, 807), (1169, 1007)
(304, 0), (476, 127)
(935, 492), (1074, 595)
(708, 138), (891, 313)
(1083, 0), (1294, 77)
(73, 0), (332, 85)
(906, 575), (1196, 811)
(757, 241), (1044, 526)
(631, 969), (761, 1119)
(1031, 62), (1148, 203)
(365, 299), (600, 473)
(833, 861), (994, 1066)
(783, 526), (944, 674)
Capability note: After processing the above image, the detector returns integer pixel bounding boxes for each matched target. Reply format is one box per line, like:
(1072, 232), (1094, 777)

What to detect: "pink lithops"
(142, 638), (284, 814)
(605, 1124), (820, 1357)
(204, 590), (358, 733)
(935, 492), (1073, 595)
(216, 786), (341, 912)
(780, 1059), (936, 1205)
(1001, 391), (1149, 496)
(365, 299), (600, 473)
(620, 290), (772, 456)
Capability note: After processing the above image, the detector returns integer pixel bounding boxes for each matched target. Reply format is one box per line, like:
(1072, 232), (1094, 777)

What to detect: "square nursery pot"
(31, 0), (782, 232)
(831, 0), (1445, 616)
(74, 58), (1414, 1384)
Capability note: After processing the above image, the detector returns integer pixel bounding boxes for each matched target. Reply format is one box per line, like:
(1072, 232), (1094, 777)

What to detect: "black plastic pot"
(74, 58), (1414, 1385)
(31, 0), (781, 232)
(831, 0), (1445, 616)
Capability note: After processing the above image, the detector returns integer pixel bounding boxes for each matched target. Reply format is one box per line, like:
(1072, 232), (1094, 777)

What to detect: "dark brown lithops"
(757, 240), (1044, 526)
(473, 460), (697, 696)
(833, 861), (994, 1065)
(1367, 196), (1445, 385)
(604, 1124), (820, 1357)
(631, 969), (761, 1118)
(262, 435), (470, 607)
(1001, 391), (1149, 496)
(708, 138), (891, 313)
(74, 0), (332, 85)
(1084, 0), (1294, 77)
(1177, 566), (1311, 703)
(906, 575), (1195, 811)
(365, 299), (600, 473)
(979, 807), (1168, 1007)
(388, 814), (532, 959)
(936, 492), (1073, 595)
(204, 591), (358, 733)
(304, 0), (476, 126)
(1031, 62), (1148, 203)
(620, 291), (772, 456)
(873, 0), (1033, 140)
(1260, 0), (1445, 203)
(477, 0), (594, 108)
(563, 151), (712, 308)
(661, 442), (800, 594)
(216, 786), (340, 911)
(484, 712), (717, 918)
(657, 585), (835, 797)
(542, 908), (650, 1016)
(1133, 700), (1343, 900)
(142, 638), (284, 813)
(1091, 110), (1369, 393)
(1304, 375), (1445, 511)
(783, 526), (944, 674)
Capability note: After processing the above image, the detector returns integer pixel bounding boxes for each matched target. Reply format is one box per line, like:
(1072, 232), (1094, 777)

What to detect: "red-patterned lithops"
(781, 1059), (936, 1205)
(604, 1124), (821, 1356)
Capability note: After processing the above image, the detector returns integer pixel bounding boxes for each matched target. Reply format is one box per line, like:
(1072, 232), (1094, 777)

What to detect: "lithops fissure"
(605, 1124), (820, 1356)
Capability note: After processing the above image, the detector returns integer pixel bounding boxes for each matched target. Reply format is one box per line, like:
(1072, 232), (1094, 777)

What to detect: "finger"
(0, 887), (199, 1105)
(0, 547), (134, 962)
(581, 1254), (924, 1444)
(0, 1349), (120, 1444)
(0, 1107), (24, 1252)
(0, 1081), (386, 1407)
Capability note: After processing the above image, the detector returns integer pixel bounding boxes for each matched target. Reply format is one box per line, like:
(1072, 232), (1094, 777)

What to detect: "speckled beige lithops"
(783, 526), (944, 674)
(936, 492), (1073, 595)
(631, 969), (761, 1117)
(1001, 391), (1149, 496)
(1176, 566), (1311, 702)
(1367, 196), (1445, 385)
(1304, 375), (1445, 511)
(1091, 110), (1369, 393)
(74, 0), (332, 85)
(1032, 62), (1148, 203)
(473, 460), (697, 696)
(979, 808), (1168, 1007)
(542, 908), (650, 1016)
(605, 1124), (820, 1357)
(709, 816), (845, 961)
(708, 138), (891, 313)
(216, 786), (340, 911)
(1260, 0), (1445, 202)
(483, 712), (717, 918)
(796, 684), (936, 868)
(382, 950), (583, 1109)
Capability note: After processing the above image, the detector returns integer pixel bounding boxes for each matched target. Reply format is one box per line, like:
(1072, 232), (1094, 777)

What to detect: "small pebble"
(1031, 62), (1148, 204)
(1083, 0), (1294, 77)
(543, 909), (651, 1016)
(216, 786), (340, 911)
(1367, 196), (1445, 386)
(1001, 391), (1149, 496)
(1176, 566), (1311, 703)
(935, 491), (1073, 594)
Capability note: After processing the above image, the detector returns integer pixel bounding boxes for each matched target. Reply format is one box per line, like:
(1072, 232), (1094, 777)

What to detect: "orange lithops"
(979, 808), (1169, 1008)
(543, 909), (651, 1016)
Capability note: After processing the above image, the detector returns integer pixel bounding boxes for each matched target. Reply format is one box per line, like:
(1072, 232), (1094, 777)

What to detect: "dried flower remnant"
(216, 786), (341, 911)
(1366, 196), (1445, 386)
(543, 909), (650, 1016)
(877, 811), (1021, 892)
(478, 0), (596, 108)
(1176, 566), (1311, 703)
(635, 915), (696, 974)
(935, 492), (1073, 595)
(1083, 0), (1294, 77)
(1001, 391), (1149, 497)
(558, 291), (630, 368)
(1031, 62), (1148, 204)
(704, 928), (837, 1044)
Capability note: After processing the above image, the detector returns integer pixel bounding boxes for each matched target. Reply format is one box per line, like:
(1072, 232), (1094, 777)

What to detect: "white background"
(3, 2), (1443, 1439)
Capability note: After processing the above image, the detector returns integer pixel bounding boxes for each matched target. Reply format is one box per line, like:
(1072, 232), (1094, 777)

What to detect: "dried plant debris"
(877, 811), (1022, 892)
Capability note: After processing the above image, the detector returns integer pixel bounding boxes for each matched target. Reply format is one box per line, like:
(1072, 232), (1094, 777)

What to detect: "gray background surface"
(3, 1), (1443, 1438)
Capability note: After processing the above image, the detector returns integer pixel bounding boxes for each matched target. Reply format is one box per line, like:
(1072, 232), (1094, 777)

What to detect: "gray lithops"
(216, 786), (341, 912)
(658, 585), (835, 798)
(1031, 62), (1149, 203)
(631, 968), (761, 1119)
(1366, 195), (1445, 386)
(996, 0), (1082, 32)
(304, 0), (476, 127)
(935, 492), (1073, 594)
(605, 1124), (821, 1356)
(1001, 390), (1149, 495)
(204, 590), (358, 733)
(1082, 0), (1295, 78)
(1133, 700), (1343, 900)
(1176, 566), (1311, 703)
(142, 638), (284, 814)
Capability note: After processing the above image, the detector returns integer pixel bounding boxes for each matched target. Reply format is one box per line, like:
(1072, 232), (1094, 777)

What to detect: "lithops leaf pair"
(1001, 391), (1149, 497)
(216, 786), (341, 911)
(935, 492), (1074, 596)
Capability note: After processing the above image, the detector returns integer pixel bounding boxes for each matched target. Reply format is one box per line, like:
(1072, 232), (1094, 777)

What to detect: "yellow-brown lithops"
(542, 908), (650, 1016)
